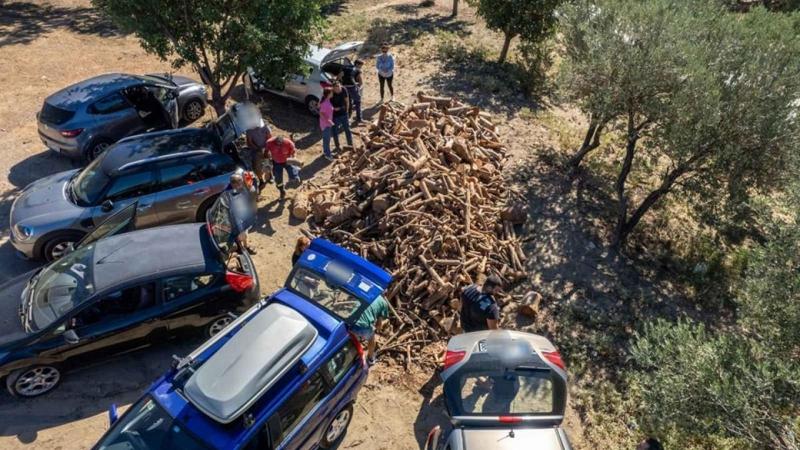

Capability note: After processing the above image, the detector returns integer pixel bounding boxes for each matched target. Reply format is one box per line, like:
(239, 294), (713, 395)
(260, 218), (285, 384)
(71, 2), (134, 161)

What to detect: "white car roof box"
(184, 303), (318, 424)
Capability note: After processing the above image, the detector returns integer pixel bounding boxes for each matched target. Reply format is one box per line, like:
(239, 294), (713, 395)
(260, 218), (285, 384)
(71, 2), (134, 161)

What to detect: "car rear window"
(40, 102), (75, 125)
(458, 368), (555, 416)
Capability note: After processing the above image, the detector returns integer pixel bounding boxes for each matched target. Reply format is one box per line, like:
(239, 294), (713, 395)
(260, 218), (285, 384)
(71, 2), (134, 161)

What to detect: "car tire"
(195, 194), (220, 222)
(42, 231), (85, 262)
(6, 365), (62, 398)
(320, 404), (354, 449)
(206, 315), (234, 338)
(85, 138), (113, 162)
(305, 95), (321, 117)
(182, 99), (206, 122)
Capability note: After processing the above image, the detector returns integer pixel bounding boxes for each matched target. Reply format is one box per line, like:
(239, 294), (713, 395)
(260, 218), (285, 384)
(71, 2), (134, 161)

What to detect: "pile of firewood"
(293, 92), (527, 363)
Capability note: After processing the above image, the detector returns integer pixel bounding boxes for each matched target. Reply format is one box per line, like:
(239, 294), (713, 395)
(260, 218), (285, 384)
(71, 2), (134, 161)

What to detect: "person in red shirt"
(266, 135), (301, 198)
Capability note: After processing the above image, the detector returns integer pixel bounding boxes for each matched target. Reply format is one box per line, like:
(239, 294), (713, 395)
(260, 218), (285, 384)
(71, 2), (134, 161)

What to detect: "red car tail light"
(60, 129), (84, 138)
(499, 416), (523, 423)
(320, 81), (333, 89)
(348, 331), (367, 368)
(542, 350), (566, 371)
(443, 350), (466, 370)
(225, 271), (254, 293)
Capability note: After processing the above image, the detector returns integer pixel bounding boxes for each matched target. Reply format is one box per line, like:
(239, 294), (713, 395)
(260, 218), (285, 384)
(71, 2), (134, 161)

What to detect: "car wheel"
(206, 316), (233, 337)
(305, 96), (320, 117)
(42, 231), (84, 262)
(6, 365), (61, 397)
(183, 99), (205, 122)
(195, 194), (220, 222)
(86, 139), (113, 162)
(320, 404), (353, 448)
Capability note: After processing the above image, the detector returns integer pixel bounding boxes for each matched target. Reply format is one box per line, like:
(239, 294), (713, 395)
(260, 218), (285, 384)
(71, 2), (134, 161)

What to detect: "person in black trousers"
(376, 42), (395, 102)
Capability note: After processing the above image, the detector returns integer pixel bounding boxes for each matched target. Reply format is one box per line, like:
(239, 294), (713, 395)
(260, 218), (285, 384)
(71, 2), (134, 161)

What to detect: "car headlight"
(14, 224), (34, 240)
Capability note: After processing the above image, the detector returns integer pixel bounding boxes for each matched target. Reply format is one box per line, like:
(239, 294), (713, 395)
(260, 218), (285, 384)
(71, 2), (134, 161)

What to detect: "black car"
(0, 199), (259, 397)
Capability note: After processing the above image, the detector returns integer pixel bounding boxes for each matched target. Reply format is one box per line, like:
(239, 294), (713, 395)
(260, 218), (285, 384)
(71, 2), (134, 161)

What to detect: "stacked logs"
(293, 92), (527, 362)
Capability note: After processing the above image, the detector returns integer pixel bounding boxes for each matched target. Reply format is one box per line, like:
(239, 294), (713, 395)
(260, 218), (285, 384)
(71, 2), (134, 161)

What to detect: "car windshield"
(206, 193), (234, 256)
(287, 267), (365, 322)
(457, 368), (555, 416)
(29, 244), (96, 331)
(95, 395), (208, 450)
(71, 156), (110, 206)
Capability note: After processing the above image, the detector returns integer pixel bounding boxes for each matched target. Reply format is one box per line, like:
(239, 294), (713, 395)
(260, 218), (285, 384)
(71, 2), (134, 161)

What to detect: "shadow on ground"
(363, 13), (469, 54)
(0, 1), (121, 47)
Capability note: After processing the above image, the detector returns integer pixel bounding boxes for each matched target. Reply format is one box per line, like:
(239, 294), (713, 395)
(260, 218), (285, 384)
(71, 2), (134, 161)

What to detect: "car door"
(146, 84), (180, 129)
(50, 282), (167, 368)
(73, 201), (138, 251)
(94, 167), (161, 228)
(153, 152), (237, 224)
(87, 91), (146, 142)
(268, 371), (329, 450)
(284, 64), (314, 101)
(158, 273), (225, 332)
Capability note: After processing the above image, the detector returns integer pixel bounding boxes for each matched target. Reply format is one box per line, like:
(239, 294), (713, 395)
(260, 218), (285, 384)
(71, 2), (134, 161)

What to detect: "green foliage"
(631, 320), (800, 449)
(466, 0), (561, 62)
(93, 0), (326, 113)
(559, 0), (800, 247)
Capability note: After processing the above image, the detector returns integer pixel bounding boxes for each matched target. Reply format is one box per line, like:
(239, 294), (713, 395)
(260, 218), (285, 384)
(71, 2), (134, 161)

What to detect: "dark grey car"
(11, 103), (263, 261)
(37, 73), (208, 161)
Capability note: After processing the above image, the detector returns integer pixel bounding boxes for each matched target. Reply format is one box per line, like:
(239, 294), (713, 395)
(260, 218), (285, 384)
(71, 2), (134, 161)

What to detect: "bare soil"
(0, 0), (675, 448)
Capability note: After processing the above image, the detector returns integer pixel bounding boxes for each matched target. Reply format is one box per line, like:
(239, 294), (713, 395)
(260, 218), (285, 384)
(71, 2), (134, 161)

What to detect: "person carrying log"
(351, 295), (391, 366)
(266, 135), (302, 199)
(460, 274), (503, 332)
(245, 118), (272, 190)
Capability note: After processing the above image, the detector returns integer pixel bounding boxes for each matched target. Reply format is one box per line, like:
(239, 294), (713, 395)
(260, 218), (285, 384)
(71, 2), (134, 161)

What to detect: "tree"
(559, 0), (800, 248)
(93, 0), (326, 115)
(452, 0), (459, 17)
(631, 320), (800, 449)
(467, 0), (560, 63)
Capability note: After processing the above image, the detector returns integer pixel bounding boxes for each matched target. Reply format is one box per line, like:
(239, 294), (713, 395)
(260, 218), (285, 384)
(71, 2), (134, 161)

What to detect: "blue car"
(93, 239), (392, 450)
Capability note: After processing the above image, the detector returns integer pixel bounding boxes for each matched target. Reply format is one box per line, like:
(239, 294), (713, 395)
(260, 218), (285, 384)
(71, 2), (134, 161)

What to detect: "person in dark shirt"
(330, 82), (353, 150)
(341, 60), (364, 125)
(460, 274), (503, 332)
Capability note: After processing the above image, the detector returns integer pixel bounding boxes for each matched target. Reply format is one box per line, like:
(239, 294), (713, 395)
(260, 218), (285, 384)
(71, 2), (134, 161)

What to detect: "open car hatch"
(320, 41), (364, 66)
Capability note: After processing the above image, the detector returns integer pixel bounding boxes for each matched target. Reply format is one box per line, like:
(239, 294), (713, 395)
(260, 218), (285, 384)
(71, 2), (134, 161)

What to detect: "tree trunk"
(210, 84), (226, 117)
(568, 115), (607, 172)
(611, 114), (639, 250)
(452, 0), (459, 16)
(499, 32), (514, 64)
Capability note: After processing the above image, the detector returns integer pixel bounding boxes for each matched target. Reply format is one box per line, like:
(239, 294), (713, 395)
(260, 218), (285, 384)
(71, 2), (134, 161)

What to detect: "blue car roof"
(148, 292), (349, 449)
(296, 238), (392, 304)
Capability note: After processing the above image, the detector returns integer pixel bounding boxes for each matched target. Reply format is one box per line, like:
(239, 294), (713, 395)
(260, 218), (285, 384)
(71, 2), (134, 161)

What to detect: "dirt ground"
(0, 0), (595, 449)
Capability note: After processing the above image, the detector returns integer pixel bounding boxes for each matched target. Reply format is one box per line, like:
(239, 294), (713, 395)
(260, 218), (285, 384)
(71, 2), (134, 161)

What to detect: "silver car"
(37, 73), (208, 161)
(11, 103), (263, 261)
(425, 330), (573, 450)
(244, 41), (363, 115)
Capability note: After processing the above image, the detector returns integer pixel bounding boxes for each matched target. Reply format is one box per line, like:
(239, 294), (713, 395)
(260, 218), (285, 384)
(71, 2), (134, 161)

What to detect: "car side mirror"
(64, 329), (80, 345)
(101, 200), (114, 212)
(108, 403), (119, 426)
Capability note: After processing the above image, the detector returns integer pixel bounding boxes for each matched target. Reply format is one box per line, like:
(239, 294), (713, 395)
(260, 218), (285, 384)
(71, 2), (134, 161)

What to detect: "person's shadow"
(412, 369), (451, 449)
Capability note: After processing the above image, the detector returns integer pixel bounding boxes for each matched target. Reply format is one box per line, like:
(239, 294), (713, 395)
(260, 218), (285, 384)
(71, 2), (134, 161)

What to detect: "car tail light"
(348, 331), (367, 368)
(320, 81), (332, 89)
(60, 129), (83, 138)
(443, 350), (466, 370)
(225, 271), (254, 293)
(499, 416), (523, 423)
(542, 350), (566, 371)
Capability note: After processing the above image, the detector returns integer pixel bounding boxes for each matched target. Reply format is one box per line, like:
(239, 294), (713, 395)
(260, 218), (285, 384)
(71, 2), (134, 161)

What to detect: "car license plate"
(477, 340), (487, 353)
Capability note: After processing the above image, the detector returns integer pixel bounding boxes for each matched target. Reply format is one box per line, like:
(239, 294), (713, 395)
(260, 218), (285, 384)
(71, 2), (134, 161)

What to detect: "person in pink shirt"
(319, 88), (335, 161)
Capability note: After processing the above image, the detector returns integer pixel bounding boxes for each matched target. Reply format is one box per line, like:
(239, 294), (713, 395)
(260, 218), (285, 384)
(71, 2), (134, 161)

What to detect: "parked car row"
(5, 67), (574, 450)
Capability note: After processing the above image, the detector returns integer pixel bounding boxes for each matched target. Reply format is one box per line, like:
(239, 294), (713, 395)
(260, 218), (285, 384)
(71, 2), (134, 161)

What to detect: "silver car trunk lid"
(461, 427), (567, 450)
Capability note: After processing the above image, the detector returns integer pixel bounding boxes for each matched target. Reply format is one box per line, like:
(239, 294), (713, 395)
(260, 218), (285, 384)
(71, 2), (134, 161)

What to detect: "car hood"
(11, 170), (83, 227)
(0, 271), (37, 349)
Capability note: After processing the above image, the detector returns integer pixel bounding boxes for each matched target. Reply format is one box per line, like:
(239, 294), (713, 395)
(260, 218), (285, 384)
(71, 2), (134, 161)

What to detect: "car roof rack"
(183, 303), (318, 424)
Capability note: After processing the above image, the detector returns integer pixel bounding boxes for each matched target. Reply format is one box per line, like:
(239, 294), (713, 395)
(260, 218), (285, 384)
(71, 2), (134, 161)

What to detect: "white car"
(244, 41), (364, 115)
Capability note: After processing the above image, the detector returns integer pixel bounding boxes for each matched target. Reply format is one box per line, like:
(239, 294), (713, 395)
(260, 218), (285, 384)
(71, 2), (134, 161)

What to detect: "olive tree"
(467, 0), (561, 63)
(93, 0), (326, 115)
(560, 0), (800, 248)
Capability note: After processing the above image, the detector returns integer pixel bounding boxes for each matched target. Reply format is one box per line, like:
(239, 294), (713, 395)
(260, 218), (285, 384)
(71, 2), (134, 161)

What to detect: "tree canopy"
(559, 0), (800, 247)
(467, 0), (560, 63)
(93, 0), (326, 114)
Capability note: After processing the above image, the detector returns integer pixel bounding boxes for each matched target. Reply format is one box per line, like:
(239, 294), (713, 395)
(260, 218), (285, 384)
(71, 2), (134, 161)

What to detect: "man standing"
(460, 274), (503, 332)
(245, 118), (271, 187)
(341, 59), (365, 125)
(331, 82), (353, 150)
(226, 172), (257, 255)
(376, 42), (395, 102)
(266, 135), (301, 199)
(352, 295), (391, 366)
